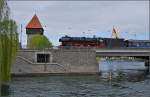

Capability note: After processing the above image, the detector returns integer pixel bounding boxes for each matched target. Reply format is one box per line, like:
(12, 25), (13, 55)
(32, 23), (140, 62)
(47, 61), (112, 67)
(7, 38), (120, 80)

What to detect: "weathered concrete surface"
(11, 48), (99, 75)
(96, 48), (150, 56)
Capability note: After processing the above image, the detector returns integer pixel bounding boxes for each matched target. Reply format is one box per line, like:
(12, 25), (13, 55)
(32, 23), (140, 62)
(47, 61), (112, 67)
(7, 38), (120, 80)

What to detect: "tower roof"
(26, 14), (43, 29)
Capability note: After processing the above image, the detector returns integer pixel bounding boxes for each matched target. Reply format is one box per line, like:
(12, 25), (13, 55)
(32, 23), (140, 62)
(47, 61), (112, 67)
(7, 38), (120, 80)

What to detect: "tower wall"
(26, 14), (44, 48)
(26, 28), (43, 35)
(26, 28), (44, 47)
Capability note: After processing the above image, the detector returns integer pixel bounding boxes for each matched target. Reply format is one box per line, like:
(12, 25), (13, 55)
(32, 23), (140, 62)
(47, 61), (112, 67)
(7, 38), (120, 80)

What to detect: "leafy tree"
(0, 0), (5, 94)
(28, 35), (52, 49)
(0, 0), (18, 96)
(0, 0), (9, 21)
(0, 20), (18, 95)
(0, 0), (4, 18)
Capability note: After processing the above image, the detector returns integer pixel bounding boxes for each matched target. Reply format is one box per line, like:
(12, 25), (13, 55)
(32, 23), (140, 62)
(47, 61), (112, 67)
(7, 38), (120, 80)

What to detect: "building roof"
(26, 14), (43, 29)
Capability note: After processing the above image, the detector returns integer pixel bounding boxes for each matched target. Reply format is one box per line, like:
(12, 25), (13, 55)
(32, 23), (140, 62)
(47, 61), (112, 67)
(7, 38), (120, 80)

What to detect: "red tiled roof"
(26, 14), (43, 29)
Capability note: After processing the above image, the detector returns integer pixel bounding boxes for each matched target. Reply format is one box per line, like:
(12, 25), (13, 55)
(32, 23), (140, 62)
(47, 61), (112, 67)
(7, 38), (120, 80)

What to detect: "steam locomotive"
(59, 35), (150, 48)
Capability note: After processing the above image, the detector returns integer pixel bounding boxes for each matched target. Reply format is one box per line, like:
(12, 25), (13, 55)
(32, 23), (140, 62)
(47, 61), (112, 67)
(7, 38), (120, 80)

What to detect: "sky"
(8, 1), (149, 46)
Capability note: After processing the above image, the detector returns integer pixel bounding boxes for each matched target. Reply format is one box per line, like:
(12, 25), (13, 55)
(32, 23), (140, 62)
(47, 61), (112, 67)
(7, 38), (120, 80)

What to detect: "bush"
(28, 35), (52, 49)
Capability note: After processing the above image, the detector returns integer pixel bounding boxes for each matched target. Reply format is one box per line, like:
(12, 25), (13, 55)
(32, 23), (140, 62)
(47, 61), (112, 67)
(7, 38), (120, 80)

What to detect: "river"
(6, 60), (150, 97)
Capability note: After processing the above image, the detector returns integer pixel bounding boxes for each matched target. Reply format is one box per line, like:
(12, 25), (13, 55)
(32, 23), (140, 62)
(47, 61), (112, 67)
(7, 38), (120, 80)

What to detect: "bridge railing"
(19, 45), (150, 51)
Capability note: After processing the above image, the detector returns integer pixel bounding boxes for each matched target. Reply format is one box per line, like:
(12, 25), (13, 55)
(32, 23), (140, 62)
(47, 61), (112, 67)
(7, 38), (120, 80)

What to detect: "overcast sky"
(8, 1), (149, 46)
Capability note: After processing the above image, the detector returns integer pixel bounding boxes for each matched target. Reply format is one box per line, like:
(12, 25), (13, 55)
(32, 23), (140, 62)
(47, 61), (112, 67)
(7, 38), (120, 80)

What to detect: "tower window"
(37, 54), (50, 63)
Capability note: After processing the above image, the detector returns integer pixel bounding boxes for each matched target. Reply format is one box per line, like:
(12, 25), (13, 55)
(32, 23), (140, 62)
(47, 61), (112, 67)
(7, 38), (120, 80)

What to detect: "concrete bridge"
(96, 48), (150, 57)
(96, 48), (150, 67)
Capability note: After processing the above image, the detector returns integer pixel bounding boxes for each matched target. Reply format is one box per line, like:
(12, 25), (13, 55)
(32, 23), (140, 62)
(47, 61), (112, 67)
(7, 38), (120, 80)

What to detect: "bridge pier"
(149, 56), (150, 75)
(145, 56), (150, 75)
(144, 56), (150, 71)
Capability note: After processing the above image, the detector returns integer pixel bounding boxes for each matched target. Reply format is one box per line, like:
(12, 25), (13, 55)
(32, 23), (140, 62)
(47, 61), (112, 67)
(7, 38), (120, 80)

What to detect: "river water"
(7, 60), (150, 97)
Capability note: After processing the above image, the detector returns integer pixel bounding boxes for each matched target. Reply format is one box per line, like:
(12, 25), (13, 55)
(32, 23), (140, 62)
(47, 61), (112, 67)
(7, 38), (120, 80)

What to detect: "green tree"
(28, 35), (52, 49)
(0, 0), (9, 21)
(0, 0), (4, 18)
(0, 20), (18, 95)
(0, 0), (5, 95)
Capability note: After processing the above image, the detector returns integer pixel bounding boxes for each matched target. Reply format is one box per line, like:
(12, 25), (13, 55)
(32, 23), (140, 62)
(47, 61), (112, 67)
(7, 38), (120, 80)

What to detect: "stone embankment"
(12, 48), (99, 75)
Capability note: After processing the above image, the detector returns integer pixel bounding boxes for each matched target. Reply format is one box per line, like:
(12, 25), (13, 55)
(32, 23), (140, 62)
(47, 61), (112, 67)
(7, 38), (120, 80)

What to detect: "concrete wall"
(12, 48), (99, 75)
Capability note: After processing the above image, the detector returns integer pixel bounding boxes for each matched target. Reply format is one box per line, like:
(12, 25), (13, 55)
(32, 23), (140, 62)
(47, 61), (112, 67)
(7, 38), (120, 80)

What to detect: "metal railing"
(20, 45), (150, 51)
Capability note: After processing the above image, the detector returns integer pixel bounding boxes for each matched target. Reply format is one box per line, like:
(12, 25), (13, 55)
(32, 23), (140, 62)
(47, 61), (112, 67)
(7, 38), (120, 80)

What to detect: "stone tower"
(26, 14), (44, 47)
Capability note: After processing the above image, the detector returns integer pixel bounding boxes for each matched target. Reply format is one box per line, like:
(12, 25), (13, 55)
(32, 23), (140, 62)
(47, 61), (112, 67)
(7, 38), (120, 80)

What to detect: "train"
(59, 35), (150, 48)
(125, 40), (150, 48)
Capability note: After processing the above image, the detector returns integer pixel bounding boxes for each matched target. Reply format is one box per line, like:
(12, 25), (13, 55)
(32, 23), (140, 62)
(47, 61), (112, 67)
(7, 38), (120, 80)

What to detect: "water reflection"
(99, 60), (149, 82)
(1, 84), (10, 96)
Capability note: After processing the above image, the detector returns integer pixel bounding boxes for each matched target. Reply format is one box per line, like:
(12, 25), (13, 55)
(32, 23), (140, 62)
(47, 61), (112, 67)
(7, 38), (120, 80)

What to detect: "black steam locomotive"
(59, 36), (150, 48)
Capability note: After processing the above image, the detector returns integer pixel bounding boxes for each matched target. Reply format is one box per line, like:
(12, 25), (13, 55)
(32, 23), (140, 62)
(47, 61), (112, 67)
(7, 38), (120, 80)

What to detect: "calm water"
(7, 61), (150, 97)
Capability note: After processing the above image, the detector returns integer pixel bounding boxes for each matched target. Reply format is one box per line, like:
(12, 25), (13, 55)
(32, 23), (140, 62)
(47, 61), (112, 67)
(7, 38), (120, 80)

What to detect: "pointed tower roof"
(26, 14), (43, 29)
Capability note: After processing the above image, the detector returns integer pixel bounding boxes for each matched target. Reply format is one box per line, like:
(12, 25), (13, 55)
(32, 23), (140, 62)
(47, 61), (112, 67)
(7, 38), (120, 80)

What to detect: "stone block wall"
(12, 48), (99, 75)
